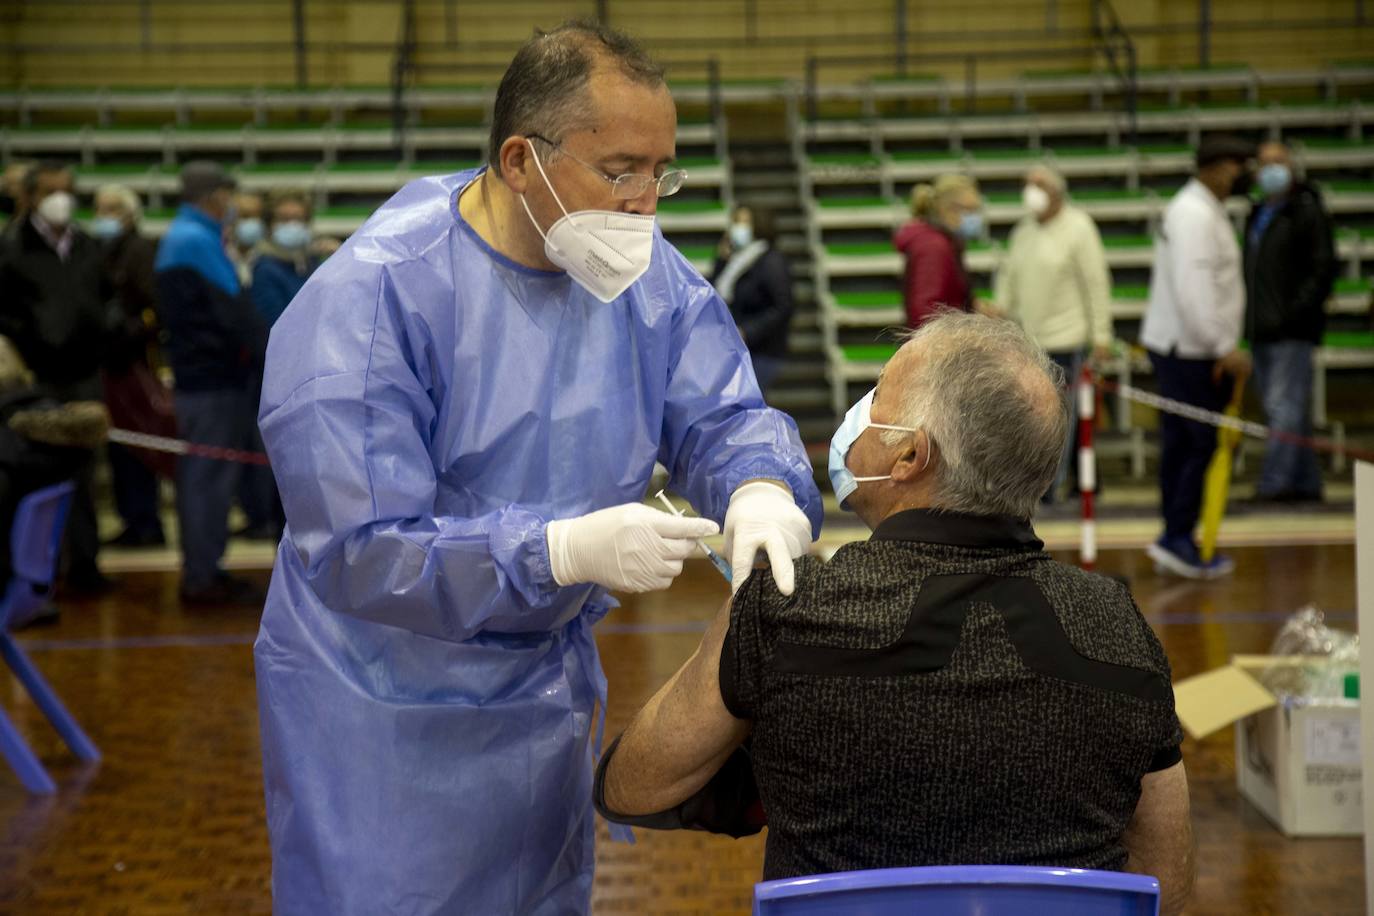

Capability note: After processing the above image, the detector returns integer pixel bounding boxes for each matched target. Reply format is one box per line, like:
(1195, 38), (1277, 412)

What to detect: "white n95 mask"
(1022, 184), (1051, 216)
(520, 140), (655, 303)
(36, 191), (75, 228)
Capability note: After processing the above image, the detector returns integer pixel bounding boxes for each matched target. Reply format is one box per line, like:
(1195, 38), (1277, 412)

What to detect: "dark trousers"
(1046, 350), (1084, 501)
(1149, 350), (1229, 541)
(174, 388), (251, 589)
(236, 373), (281, 532)
(1253, 340), (1323, 498)
(109, 442), (165, 538)
(48, 376), (102, 578)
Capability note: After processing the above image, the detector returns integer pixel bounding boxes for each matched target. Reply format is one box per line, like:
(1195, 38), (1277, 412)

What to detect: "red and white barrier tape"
(1077, 369), (1097, 569)
(107, 428), (271, 466)
(1104, 379), (1374, 464)
(1075, 372), (1374, 568)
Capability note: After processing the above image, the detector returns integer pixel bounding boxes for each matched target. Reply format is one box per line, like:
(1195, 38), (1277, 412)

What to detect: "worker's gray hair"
(880, 312), (1068, 520)
(1026, 163), (1067, 196)
(95, 183), (142, 223)
(487, 20), (666, 175)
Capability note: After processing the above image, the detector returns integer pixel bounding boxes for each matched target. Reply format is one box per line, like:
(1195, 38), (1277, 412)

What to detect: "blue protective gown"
(254, 168), (822, 915)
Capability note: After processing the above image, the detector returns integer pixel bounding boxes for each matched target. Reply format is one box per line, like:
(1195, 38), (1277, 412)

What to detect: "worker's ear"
(497, 136), (534, 195)
(889, 430), (933, 483)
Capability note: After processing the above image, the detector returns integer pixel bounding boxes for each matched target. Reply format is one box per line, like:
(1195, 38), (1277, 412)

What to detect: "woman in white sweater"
(993, 164), (1114, 502)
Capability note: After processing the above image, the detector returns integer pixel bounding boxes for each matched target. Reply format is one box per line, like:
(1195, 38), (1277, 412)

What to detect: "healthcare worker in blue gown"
(253, 22), (822, 916)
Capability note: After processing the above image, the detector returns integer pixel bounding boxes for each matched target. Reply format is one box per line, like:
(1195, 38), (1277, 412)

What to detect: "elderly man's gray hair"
(487, 20), (666, 174)
(1026, 163), (1067, 196)
(881, 311), (1068, 520)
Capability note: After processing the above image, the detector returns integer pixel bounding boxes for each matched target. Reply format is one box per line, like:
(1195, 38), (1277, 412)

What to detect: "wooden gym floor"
(0, 541), (1363, 914)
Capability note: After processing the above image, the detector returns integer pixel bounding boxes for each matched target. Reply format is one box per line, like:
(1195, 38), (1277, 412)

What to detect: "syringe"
(654, 490), (732, 584)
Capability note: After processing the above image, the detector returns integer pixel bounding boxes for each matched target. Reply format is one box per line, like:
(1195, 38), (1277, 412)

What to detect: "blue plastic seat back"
(753, 865), (1160, 916)
(0, 481), (76, 630)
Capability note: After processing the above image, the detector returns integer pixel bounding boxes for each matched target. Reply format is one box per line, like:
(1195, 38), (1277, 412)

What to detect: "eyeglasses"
(527, 134), (687, 200)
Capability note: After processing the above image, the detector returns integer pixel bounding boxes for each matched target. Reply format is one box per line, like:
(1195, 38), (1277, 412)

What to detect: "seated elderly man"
(596, 312), (1193, 916)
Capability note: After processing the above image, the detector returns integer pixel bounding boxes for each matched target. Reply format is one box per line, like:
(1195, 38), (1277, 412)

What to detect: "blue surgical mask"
(1258, 163), (1292, 197)
(958, 212), (985, 240)
(729, 223), (754, 249)
(272, 221), (311, 249)
(828, 388), (922, 510)
(90, 216), (125, 241)
(235, 218), (264, 247)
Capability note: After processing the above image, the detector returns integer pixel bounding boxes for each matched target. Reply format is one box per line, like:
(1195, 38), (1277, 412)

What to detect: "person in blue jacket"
(240, 189), (320, 540)
(254, 21), (822, 916)
(250, 189), (320, 328)
(155, 161), (267, 604)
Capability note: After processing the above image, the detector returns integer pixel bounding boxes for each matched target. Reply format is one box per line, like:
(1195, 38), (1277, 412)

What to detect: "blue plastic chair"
(753, 865), (1160, 916)
(0, 481), (101, 794)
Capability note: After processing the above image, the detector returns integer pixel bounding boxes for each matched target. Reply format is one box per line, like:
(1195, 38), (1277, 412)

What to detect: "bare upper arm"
(601, 596), (751, 816)
(1123, 760), (1194, 916)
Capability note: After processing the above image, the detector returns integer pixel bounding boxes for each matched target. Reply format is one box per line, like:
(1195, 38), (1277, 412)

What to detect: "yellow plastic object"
(1199, 378), (1245, 563)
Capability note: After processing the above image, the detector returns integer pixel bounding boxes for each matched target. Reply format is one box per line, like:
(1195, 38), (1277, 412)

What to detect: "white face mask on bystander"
(36, 191), (75, 228)
(1022, 184), (1052, 217)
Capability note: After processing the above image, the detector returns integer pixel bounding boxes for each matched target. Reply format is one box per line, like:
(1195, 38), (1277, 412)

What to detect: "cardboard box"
(1174, 655), (1362, 837)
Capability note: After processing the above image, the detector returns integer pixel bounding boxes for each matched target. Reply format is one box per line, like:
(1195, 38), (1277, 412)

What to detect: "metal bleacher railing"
(791, 7), (1374, 473)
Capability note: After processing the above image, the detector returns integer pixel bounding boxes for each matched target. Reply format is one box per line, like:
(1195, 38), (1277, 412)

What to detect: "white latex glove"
(547, 503), (719, 593)
(723, 481), (812, 596)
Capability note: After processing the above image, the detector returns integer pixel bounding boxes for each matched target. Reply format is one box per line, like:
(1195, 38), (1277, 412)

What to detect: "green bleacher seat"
(1101, 235), (1153, 249)
(1322, 331), (1374, 349)
(655, 200), (727, 214)
(887, 151), (960, 163)
(817, 196), (891, 209)
(983, 188), (1148, 206)
(826, 242), (893, 256)
(1050, 146), (1134, 159)
(1135, 143), (1194, 155)
(832, 292), (902, 309)
(841, 344), (900, 363)
(238, 162), (317, 172)
(317, 205), (378, 218)
(1070, 188), (1151, 201)
(1302, 138), (1374, 150)
(74, 163), (168, 176)
(809, 153), (882, 167)
(672, 244), (716, 263)
(401, 162), (481, 174)
(675, 156), (721, 169)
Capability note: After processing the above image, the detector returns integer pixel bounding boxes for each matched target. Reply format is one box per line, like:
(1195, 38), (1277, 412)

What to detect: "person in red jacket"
(894, 174), (984, 328)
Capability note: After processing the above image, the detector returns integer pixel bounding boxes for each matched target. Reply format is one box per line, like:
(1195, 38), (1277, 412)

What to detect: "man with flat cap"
(154, 160), (266, 604)
(1141, 135), (1255, 580)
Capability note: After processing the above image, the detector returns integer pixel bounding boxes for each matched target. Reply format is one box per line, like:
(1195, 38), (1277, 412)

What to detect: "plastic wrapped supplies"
(1261, 606), (1360, 700)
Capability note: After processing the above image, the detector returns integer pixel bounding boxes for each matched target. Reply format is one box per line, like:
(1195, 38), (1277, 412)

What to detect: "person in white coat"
(1140, 135), (1255, 580)
(994, 164), (1113, 502)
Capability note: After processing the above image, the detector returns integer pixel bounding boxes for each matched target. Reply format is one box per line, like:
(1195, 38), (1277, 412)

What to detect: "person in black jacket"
(94, 184), (169, 548)
(709, 206), (794, 393)
(154, 161), (267, 605)
(594, 314), (1194, 915)
(0, 160), (116, 592)
(1243, 141), (1336, 503)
